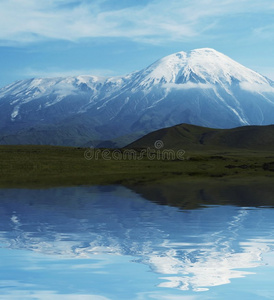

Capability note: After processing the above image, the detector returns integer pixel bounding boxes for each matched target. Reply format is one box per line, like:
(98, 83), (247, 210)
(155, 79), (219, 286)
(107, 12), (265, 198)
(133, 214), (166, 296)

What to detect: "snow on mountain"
(135, 48), (273, 88)
(0, 74), (130, 127)
(0, 48), (274, 147)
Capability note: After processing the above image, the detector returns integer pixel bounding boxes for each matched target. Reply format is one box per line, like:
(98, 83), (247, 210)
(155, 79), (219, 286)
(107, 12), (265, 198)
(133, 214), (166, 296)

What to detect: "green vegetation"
(128, 123), (274, 151)
(0, 145), (274, 188)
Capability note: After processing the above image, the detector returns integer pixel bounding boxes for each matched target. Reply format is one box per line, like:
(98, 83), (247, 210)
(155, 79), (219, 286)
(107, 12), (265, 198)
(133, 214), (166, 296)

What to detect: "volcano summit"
(0, 48), (274, 147)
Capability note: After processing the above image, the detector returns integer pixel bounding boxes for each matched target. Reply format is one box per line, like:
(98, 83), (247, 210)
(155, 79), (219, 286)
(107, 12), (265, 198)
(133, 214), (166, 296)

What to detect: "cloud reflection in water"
(0, 185), (274, 295)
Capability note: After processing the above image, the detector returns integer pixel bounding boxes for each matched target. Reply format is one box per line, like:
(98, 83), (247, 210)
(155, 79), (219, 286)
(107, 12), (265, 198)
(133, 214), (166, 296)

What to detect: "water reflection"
(128, 179), (274, 209)
(0, 185), (274, 298)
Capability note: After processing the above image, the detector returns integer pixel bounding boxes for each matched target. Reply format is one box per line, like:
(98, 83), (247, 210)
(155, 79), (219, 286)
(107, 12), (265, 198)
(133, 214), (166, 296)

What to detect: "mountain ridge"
(1, 48), (274, 147)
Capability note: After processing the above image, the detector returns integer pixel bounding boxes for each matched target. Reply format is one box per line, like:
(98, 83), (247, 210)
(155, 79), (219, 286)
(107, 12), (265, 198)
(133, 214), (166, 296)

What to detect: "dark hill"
(126, 123), (274, 151)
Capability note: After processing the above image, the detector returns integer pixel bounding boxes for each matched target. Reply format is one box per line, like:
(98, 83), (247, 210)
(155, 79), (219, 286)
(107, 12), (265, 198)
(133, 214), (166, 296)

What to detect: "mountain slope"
(1, 48), (274, 147)
(127, 123), (274, 151)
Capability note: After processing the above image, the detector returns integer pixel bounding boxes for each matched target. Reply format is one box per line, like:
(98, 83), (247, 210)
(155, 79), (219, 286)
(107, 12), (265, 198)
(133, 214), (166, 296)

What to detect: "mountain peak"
(140, 48), (270, 87)
(1, 48), (274, 148)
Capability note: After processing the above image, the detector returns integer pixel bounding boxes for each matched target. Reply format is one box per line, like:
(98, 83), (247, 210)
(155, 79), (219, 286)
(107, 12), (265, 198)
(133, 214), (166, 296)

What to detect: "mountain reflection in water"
(0, 182), (274, 298)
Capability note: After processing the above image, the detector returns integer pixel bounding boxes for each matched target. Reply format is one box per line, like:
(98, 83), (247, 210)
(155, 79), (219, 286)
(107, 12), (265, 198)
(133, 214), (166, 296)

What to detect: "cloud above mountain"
(1, 0), (274, 45)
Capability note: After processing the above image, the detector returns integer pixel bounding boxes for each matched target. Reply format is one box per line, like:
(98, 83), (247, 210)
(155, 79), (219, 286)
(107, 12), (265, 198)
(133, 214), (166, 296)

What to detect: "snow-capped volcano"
(0, 48), (274, 147)
(135, 48), (272, 87)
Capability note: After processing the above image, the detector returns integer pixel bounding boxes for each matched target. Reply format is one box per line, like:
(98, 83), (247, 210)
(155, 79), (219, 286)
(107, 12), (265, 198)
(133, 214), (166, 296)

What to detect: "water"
(0, 185), (274, 299)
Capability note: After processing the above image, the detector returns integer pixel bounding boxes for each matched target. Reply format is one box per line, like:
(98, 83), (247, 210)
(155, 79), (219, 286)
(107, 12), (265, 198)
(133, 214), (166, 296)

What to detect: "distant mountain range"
(127, 123), (274, 151)
(0, 48), (274, 147)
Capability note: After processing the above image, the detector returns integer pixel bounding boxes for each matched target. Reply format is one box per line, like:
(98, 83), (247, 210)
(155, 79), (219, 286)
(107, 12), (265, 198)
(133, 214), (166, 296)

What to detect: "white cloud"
(136, 292), (199, 300)
(0, 0), (274, 44)
(164, 82), (214, 90)
(0, 280), (111, 299)
(240, 82), (274, 93)
(149, 239), (270, 292)
(0, 289), (110, 300)
(22, 67), (116, 78)
(253, 25), (274, 40)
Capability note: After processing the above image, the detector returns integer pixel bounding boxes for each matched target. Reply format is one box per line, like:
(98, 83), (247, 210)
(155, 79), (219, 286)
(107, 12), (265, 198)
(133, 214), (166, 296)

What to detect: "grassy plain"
(0, 145), (274, 188)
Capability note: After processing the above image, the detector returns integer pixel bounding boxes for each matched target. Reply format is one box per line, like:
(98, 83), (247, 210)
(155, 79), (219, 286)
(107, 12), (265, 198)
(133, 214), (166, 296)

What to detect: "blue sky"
(0, 0), (274, 88)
